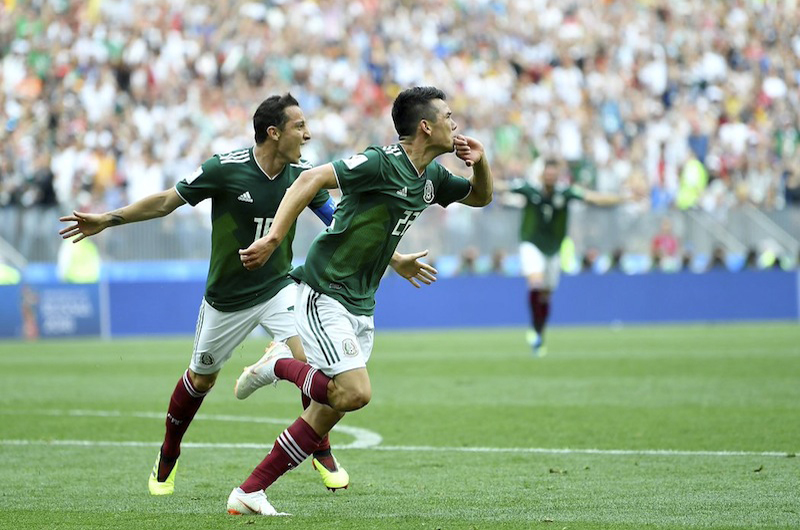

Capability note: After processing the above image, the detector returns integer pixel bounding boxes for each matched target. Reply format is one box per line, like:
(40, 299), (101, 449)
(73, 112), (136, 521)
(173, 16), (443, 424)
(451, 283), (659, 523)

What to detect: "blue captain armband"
(311, 197), (336, 226)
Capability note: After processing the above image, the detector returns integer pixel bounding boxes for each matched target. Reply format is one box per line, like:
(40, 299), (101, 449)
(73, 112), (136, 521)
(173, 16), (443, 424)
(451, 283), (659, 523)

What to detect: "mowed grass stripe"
(1, 438), (795, 458)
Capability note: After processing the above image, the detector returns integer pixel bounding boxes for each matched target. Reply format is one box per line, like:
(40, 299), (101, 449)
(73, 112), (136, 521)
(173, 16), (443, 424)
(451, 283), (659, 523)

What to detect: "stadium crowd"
(2, 0), (800, 262)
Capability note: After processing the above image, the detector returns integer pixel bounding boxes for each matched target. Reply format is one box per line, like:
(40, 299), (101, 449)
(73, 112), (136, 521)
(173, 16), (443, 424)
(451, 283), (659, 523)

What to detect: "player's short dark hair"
(253, 93), (300, 144)
(544, 158), (559, 168)
(392, 86), (447, 139)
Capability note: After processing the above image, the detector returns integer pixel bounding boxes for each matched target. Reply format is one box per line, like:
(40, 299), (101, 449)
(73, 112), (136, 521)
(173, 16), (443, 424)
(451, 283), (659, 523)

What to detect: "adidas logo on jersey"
(237, 191), (253, 203)
(396, 187), (408, 197)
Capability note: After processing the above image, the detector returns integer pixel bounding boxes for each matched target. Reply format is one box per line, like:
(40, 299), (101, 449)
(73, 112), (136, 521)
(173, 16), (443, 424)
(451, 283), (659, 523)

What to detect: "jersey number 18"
(254, 217), (274, 241)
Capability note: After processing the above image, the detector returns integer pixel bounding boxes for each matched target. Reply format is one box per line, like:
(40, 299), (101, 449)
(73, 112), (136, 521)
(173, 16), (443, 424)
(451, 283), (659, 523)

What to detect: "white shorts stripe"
(310, 294), (339, 363)
(306, 293), (336, 365)
(192, 301), (205, 353)
(294, 282), (374, 378)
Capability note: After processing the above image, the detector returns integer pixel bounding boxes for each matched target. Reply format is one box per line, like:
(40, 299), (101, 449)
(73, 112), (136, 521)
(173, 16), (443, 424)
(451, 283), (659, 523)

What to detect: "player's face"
(278, 106), (310, 163)
(542, 165), (558, 189)
(429, 99), (458, 151)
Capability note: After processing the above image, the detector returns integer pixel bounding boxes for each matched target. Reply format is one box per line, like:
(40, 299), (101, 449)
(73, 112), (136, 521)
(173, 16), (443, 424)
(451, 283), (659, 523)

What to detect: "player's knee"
(338, 387), (371, 411)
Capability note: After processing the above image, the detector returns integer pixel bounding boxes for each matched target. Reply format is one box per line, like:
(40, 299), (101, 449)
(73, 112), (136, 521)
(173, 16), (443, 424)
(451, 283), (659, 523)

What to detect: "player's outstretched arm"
(58, 188), (185, 243)
(454, 135), (493, 207)
(239, 163), (338, 271)
(580, 188), (626, 207)
(390, 250), (438, 288)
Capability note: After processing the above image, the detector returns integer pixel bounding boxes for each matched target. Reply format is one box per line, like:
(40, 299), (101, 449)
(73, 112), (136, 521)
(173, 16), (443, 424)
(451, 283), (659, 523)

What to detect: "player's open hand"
(391, 250), (438, 288)
(239, 238), (277, 271)
(454, 134), (485, 168)
(58, 211), (107, 242)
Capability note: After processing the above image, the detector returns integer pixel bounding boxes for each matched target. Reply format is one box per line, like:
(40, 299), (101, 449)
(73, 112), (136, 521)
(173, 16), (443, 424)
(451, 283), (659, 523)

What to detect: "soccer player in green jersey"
(59, 94), (433, 498)
(226, 86), (493, 516)
(507, 158), (625, 356)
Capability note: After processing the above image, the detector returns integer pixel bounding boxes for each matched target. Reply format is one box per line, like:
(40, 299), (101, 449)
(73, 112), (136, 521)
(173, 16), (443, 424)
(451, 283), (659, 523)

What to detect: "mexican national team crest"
(423, 179), (435, 204)
(342, 338), (358, 357)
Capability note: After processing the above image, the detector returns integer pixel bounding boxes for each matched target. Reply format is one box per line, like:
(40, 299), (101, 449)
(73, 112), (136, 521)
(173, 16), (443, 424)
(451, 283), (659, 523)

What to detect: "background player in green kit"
(59, 94), (434, 497)
(226, 86), (493, 516)
(507, 158), (626, 356)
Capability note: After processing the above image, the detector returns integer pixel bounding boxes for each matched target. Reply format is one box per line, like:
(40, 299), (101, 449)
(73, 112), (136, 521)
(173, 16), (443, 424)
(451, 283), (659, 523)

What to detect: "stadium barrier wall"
(0, 270), (796, 338)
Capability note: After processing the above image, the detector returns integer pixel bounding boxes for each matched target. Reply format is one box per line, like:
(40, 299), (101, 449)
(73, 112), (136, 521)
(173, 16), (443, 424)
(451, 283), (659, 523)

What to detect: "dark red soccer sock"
(301, 394), (332, 459)
(159, 370), (208, 480)
(529, 290), (551, 335)
(239, 417), (322, 493)
(527, 289), (538, 330)
(275, 358), (331, 405)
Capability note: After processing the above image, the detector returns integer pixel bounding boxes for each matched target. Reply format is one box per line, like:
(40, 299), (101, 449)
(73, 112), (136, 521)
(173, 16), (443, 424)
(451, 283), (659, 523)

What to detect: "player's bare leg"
(284, 335), (306, 362)
(325, 367), (372, 412)
(236, 346), (371, 413)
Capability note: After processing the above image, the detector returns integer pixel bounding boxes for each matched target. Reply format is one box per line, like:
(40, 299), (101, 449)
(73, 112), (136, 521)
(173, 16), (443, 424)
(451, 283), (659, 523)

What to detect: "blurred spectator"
(490, 248), (508, 276)
(457, 246), (481, 276)
(676, 151), (708, 210)
(744, 248), (759, 269)
(0, 257), (21, 285)
(785, 169), (800, 206)
(708, 246), (728, 271)
(651, 218), (681, 272)
(57, 238), (101, 283)
(1, 0), (799, 265)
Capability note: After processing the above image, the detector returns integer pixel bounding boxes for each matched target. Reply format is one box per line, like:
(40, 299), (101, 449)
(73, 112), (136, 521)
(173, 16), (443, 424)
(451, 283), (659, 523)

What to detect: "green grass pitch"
(1, 323), (798, 529)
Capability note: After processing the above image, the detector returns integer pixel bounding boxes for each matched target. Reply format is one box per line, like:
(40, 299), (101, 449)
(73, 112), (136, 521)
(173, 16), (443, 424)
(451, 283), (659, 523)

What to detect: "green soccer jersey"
(175, 147), (330, 312)
(291, 144), (472, 316)
(511, 180), (584, 256)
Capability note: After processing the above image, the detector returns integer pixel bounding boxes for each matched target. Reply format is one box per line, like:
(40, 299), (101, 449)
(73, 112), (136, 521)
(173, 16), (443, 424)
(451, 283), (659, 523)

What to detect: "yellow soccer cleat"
(148, 453), (178, 495)
(312, 456), (349, 491)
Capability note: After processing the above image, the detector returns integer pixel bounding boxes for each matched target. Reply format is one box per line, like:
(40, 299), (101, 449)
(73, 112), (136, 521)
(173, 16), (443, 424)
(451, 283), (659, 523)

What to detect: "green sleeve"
(175, 156), (223, 206)
(331, 149), (383, 195)
(431, 162), (472, 207)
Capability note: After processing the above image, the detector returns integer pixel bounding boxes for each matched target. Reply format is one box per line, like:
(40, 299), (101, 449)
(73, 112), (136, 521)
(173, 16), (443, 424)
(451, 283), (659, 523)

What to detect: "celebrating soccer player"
(505, 158), (628, 356)
(58, 94), (434, 497)
(227, 86), (493, 515)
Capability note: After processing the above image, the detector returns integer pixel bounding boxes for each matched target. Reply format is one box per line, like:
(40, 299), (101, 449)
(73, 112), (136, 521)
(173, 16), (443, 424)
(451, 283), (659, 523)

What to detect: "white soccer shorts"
(189, 283), (298, 375)
(519, 241), (561, 290)
(294, 281), (374, 378)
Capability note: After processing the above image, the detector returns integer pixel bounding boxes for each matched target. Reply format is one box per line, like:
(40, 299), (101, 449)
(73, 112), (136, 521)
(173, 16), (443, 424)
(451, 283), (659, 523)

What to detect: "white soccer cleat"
(525, 329), (547, 358)
(226, 487), (289, 516)
(234, 341), (293, 400)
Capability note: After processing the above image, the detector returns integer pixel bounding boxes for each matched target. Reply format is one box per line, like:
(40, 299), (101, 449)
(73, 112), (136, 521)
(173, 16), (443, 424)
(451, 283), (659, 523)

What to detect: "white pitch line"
(0, 409), (382, 449)
(1, 410), (795, 458)
(370, 445), (797, 458)
(0, 439), (794, 458)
